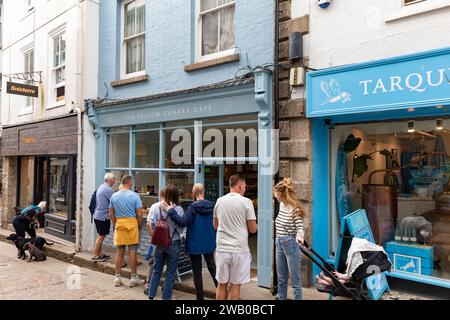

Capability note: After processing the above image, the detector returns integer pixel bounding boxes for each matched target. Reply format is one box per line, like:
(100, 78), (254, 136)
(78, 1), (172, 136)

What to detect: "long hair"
(274, 178), (305, 218)
(165, 184), (179, 205)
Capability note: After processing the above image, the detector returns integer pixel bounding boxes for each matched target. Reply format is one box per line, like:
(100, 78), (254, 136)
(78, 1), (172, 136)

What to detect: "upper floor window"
(121, 0), (146, 77)
(197, 0), (236, 61)
(24, 48), (35, 111)
(52, 32), (66, 104)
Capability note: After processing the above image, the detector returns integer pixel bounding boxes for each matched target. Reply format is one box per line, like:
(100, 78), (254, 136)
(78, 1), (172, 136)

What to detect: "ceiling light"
(408, 121), (415, 133)
(436, 119), (444, 131)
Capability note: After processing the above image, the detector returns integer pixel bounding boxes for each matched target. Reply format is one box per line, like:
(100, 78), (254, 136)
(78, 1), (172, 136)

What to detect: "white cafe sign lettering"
(359, 67), (450, 96)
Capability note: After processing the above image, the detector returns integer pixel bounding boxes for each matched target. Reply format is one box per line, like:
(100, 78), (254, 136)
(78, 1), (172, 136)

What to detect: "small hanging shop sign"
(6, 81), (39, 98)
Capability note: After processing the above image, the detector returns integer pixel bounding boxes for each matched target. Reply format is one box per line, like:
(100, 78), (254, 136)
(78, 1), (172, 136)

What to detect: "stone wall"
(1, 157), (17, 228)
(277, 0), (313, 287)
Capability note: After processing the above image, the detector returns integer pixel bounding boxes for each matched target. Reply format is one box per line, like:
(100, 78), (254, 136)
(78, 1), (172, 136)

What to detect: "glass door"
(203, 165), (224, 203)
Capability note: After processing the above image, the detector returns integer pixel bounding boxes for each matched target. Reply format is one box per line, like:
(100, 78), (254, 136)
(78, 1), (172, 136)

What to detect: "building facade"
(0, 0), (99, 250)
(89, 0), (275, 288)
(294, 0), (450, 295)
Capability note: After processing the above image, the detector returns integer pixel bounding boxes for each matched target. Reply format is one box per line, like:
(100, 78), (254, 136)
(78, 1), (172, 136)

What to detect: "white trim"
(48, 29), (67, 108)
(17, 107), (34, 117)
(46, 101), (66, 110)
(120, 0), (146, 80)
(195, 0), (236, 63)
(386, 0), (450, 22)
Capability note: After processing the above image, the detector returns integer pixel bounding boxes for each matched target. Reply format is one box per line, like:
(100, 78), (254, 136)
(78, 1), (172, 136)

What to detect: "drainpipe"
(272, 0), (280, 296)
(75, 105), (83, 252)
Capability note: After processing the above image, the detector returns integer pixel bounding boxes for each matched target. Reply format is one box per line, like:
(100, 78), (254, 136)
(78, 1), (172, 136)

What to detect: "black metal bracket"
(3, 71), (43, 83)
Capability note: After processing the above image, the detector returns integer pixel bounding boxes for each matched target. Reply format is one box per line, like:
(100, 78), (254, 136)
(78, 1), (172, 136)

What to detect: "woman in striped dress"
(274, 178), (305, 300)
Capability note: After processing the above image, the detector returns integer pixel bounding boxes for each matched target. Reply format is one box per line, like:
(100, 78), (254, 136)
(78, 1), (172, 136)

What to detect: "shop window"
(122, 0), (146, 77)
(134, 171), (159, 211)
(108, 132), (130, 168)
(105, 170), (129, 191)
(19, 157), (35, 209)
(135, 130), (159, 168)
(165, 171), (195, 204)
(165, 126), (195, 169)
(330, 118), (450, 281)
(52, 32), (66, 104)
(197, 0), (236, 61)
(48, 157), (69, 219)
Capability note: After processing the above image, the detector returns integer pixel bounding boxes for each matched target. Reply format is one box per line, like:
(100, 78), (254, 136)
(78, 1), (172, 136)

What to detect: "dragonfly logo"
(320, 79), (352, 105)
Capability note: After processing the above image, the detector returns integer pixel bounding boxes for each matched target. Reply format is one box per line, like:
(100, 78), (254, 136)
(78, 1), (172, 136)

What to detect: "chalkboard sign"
(334, 209), (390, 300)
(176, 238), (192, 283)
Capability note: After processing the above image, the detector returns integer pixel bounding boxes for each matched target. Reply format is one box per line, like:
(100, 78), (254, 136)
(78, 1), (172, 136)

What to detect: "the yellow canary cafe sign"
(6, 81), (39, 97)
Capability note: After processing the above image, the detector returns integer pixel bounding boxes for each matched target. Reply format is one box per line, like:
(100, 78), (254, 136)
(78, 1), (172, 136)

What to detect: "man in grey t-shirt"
(92, 173), (115, 262)
(214, 175), (257, 300)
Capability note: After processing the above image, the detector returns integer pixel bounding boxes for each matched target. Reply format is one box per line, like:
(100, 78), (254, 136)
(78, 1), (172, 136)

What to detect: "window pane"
(165, 172), (195, 203)
(108, 133), (130, 168)
(126, 38), (137, 74)
(134, 171), (159, 209)
(55, 66), (65, 85)
(218, 0), (234, 6)
(135, 130), (159, 168)
(19, 157), (35, 209)
(105, 170), (128, 191)
(201, 0), (217, 12)
(137, 35), (145, 71)
(202, 11), (219, 55)
(136, 4), (146, 34)
(219, 6), (235, 51)
(53, 36), (60, 67)
(165, 127), (195, 169)
(60, 34), (66, 65)
(125, 2), (136, 38)
(56, 86), (65, 102)
(49, 157), (69, 219)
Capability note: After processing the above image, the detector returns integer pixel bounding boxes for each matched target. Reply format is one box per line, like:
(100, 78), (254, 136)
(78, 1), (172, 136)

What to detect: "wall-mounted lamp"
(436, 119), (444, 131)
(408, 121), (415, 133)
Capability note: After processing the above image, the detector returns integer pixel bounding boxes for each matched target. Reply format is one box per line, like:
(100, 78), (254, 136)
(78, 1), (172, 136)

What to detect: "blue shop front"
(307, 47), (450, 293)
(88, 71), (274, 288)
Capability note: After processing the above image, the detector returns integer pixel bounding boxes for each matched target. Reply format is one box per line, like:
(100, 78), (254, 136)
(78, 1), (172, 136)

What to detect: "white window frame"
(120, 0), (146, 80)
(19, 44), (35, 116)
(48, 27), (67, 108)
(195, 0), (237, 63)
(386, 0), (450, 22)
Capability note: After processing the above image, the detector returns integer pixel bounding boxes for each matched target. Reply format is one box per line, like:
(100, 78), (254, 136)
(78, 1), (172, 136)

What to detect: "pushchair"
(299, 238), (391, 300)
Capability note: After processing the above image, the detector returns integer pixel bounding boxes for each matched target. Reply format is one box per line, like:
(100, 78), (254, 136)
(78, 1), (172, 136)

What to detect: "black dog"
(6, 234), (54, 259)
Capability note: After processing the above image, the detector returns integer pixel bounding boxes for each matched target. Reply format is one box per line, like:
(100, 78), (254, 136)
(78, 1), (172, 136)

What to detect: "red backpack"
(151, 210), (174, 247)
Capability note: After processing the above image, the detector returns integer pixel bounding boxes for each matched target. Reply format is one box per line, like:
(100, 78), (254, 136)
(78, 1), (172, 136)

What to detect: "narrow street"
(0, 242), (195, 300)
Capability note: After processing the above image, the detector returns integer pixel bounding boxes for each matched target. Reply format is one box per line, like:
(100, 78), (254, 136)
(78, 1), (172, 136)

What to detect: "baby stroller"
(299, 238), (391, 300)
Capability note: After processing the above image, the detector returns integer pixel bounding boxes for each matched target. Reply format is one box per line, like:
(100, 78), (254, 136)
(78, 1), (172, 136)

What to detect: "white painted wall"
(292, 0), (450, 70)
(1, 0), (99, 250)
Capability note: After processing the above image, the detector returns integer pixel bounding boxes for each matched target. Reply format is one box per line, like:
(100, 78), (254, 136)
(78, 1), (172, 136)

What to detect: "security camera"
(318, 0), (332, 9)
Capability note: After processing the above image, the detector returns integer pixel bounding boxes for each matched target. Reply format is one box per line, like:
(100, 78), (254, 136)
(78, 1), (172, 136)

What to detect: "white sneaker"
(114, 276), (122, 287)
(130, 276), (145, 287)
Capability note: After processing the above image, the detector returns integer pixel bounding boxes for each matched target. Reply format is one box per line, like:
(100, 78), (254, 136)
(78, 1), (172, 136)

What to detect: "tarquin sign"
(6, 81), (39, 97)
(306, 47), (450, 117)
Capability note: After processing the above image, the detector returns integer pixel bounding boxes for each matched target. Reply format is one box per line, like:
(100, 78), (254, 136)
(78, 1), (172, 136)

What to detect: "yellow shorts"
(113, 217), (139, 246)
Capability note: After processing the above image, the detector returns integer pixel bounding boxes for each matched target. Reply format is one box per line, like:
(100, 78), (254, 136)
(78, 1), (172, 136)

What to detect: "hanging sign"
(6, 81), (39, 97)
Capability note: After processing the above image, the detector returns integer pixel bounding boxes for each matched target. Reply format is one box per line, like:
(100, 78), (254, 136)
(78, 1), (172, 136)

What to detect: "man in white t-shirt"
(213, 174), (258, 300)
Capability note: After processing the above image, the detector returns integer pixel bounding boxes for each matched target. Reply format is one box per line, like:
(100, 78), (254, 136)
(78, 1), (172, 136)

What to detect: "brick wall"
(277, 0), (313, 287)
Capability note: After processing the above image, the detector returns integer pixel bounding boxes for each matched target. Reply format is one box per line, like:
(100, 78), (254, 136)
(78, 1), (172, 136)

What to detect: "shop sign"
(21, 136), (36, 145)
(6, 81), (39, 98)
(307, 47), (450, 117)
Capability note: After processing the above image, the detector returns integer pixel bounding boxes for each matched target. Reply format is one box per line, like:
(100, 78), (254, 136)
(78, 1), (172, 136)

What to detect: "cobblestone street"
(0, 242), (195, 300)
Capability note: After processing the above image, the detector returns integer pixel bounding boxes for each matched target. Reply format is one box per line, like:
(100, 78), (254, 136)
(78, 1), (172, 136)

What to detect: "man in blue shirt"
(109, 175), (144, 288)
(91, 173), (115, 262)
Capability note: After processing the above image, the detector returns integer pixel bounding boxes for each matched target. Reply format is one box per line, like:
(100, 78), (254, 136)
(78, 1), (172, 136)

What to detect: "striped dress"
(275, 202), (304, 238)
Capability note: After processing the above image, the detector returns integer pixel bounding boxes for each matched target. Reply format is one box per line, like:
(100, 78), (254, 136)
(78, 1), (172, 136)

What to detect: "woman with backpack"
(147, 185), (186, 300)
(274, 178), (306, 300)
(166, 183), (217, 300)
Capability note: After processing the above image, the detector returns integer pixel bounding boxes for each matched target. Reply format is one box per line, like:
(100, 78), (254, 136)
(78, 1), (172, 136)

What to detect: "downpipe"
(75, 106), (83, 253)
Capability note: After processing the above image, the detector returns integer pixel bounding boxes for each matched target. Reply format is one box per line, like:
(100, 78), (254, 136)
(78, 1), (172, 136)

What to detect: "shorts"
(215, 251), (252, 285)
(94, 219), (111, 236)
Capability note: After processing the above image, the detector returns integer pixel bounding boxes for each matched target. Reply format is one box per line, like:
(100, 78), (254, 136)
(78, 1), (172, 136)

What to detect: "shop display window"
(135, 130), (159, 168)
(108, 131), (130, 168)
(331, 118), (450, 281)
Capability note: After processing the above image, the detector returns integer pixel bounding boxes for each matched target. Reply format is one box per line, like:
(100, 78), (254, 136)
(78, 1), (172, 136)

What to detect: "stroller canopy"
(346, 237), (392, 281)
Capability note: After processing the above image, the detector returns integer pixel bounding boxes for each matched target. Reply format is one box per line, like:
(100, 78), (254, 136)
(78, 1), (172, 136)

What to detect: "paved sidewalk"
(0, 241), (196, 300)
